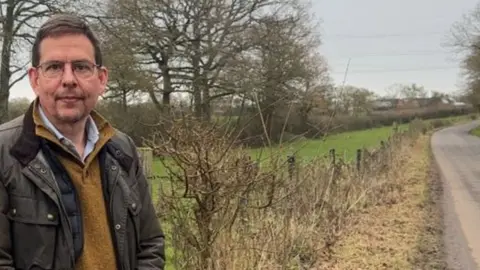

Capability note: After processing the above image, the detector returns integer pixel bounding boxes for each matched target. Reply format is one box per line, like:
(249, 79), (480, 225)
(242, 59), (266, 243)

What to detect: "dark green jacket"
(0, 103), (165, 269)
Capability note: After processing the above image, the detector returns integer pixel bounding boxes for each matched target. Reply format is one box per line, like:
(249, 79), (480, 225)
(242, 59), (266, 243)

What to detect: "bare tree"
(8, 96), (30, 119)
(448, 2), (480, 54)
(296, 82), (332, 124)
(236, 6), (327, 139)
(0, 0), (77, 122)
(447, 3), (480, 110)
(335, 85), (376, 115)
(98, 24), (156, 112)
(385, 83), (427, 100)
(91, 0), (319, 120)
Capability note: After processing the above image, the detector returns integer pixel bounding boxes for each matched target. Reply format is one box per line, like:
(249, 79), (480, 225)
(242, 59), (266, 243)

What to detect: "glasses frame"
(36, 60), (102, 79)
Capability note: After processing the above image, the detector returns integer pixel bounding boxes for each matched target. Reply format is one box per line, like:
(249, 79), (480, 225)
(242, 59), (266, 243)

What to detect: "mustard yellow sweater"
(33, 106), (117, 270)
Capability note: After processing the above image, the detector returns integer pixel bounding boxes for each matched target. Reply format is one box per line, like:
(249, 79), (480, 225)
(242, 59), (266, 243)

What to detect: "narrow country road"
(431, 120), (480, 270)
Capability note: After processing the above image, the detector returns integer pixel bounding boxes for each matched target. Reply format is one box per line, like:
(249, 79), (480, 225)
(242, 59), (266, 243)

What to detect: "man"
(0, 13), (165, 270)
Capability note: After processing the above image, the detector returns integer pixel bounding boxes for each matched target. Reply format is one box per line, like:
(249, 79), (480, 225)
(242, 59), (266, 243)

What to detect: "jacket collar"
(10, 101), (39, 166)
(10, 100), (134, 172)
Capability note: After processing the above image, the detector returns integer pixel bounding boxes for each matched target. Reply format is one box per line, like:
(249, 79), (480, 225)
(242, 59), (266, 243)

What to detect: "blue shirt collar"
(37, 105), (99, 161)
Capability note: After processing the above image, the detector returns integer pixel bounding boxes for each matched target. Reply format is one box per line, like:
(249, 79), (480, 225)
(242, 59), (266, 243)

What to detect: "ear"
(28, 67), (40, 96)
(98, 66), (109, 95)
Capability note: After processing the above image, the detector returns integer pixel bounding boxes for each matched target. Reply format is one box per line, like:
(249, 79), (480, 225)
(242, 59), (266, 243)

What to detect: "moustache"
(54, 91), (85, 100)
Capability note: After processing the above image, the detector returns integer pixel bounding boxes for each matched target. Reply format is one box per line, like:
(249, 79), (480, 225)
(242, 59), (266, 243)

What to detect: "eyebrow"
(43, 58), (93, 62)
(40, 59), (94, 65)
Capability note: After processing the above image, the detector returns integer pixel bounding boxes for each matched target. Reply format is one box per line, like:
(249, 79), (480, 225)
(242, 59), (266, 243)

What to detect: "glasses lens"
(43, 62), (64, 78)
(73, 61), (95, 78)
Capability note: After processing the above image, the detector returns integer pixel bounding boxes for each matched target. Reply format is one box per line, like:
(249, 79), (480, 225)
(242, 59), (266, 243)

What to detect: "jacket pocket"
(7, 195), (59, 270)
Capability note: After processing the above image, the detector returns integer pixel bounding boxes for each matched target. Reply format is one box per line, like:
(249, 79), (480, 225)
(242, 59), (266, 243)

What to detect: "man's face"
(28, 34), (108, 124)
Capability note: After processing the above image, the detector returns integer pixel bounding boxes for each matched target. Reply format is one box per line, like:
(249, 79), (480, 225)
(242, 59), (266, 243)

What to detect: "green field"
(250, 125), (406, 163)
(152, 115), (473, 180)
(470, 124), (480, 137)
(152, 114), (471, 177)
(151, 124), (404, 182)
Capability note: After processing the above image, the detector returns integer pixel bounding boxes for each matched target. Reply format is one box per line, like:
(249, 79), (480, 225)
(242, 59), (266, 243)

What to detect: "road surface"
(431, 120), (480, 270)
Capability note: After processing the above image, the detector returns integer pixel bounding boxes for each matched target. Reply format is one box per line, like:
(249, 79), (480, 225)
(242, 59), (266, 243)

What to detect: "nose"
(61, 63), (77, 88)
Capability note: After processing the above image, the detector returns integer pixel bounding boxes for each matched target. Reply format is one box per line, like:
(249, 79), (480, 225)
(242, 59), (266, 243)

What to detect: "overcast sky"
(313, 0), (479, 97)
(8, 0), (480, 101)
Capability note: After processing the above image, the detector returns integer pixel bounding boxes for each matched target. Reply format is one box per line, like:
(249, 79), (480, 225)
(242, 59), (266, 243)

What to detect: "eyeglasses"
(36, 60), (101, 79)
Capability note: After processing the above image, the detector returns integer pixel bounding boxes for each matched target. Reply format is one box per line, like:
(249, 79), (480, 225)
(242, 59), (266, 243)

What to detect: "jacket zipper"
(108, 165), (124, 270)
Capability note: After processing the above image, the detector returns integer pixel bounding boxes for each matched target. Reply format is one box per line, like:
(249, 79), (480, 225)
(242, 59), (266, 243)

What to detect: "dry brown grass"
(320, 134), (445, 270)
(411, 149), (448, 270)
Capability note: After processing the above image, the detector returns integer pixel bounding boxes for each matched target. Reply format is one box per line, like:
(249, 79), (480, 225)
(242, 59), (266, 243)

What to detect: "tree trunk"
(122, 88), (128, 113)
(201, 82), (211, 121)
(192, 19), (204, 119)
(0, 1), (15, 123)
(192, 67), (202, 118)
(162, 68), (172, 112)
(148, 87), (163, 112)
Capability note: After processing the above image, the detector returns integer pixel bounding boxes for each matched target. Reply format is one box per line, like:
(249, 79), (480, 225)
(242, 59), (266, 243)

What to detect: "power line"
(323, 31), (446, 40)
(327, 50), (452, 59)
(353, 51), (448, 57)
(330, 66), (459, 74)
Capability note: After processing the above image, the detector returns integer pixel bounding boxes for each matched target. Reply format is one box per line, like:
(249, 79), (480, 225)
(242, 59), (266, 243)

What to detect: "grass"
(413, 145), (448, 269)
(323, 134), (446, 269)
(250, 125), (408, 163)
(152, 113), (471, 176)
(470, 125), (480, 137)
(153, 124), (407, 174)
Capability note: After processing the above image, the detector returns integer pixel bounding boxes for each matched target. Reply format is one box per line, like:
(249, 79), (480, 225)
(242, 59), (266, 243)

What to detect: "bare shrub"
(146, 115), (285, 269)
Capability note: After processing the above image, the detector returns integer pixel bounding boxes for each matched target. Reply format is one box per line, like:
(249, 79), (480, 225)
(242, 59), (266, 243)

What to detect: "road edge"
(431, 124), (480, 270)
(410, 142), (451, 269)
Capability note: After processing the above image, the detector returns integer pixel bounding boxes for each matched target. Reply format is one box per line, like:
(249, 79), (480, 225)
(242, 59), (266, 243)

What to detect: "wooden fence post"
(329, 148), (336, 165)
(137, 147), (154, 195)
(356, 149), (362, 172)
(287, 155), (296, 181)
(362, 148), (367, 173)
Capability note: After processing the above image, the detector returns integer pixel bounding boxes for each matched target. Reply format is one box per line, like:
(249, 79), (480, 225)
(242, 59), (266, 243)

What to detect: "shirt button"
(115, 224), (121, 230)
(11, 208), (16, 216)
(47, 214), (55, 221)
(131, 203), (137, 210)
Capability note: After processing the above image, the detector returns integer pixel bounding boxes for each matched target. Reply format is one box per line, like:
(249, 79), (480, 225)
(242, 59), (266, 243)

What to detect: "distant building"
(372, 97), (467, 112)
(372, 98), (399, 111)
